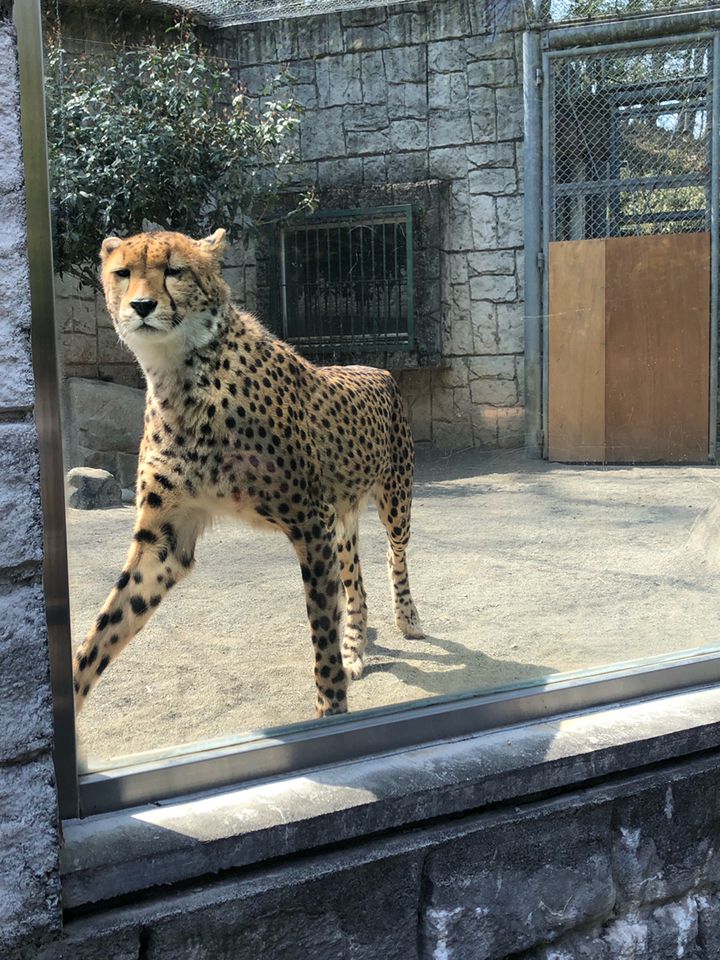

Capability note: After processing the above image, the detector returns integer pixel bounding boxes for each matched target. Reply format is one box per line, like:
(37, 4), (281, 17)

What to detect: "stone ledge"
(61, 684), (720, 910)
(45, 745), (720, 960)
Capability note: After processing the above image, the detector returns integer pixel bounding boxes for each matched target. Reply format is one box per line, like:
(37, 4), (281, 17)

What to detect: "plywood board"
(548, 239), (606, 462)
(605, 232), (710, 463)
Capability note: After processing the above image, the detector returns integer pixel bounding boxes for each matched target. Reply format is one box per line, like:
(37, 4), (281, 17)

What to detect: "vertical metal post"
(523, 30), (544, 459)
(303, 228), (309, 338)
(349, 224), (354, 341)
(709, 33), (719, 461)
(405, 209), (414, 346)
(336, 224), (342, 336)
(370, 218), (377, 338)
(279, 226), (288, 340)
(14, 0), (79, 818)
(541, 49), (552, 460)
(314, 227), (320, 340)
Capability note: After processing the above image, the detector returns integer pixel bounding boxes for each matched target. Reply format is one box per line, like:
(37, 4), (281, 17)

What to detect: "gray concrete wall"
(0, 10), (62, 960)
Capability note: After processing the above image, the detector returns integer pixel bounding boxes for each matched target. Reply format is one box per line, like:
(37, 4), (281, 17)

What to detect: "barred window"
(273, 206), (414, 353)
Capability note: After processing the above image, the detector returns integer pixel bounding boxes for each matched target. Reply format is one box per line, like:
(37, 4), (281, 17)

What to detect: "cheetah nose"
(130, 299), (158, 319)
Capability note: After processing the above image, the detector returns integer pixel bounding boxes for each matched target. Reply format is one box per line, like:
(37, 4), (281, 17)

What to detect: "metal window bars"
(272, 205), (414, 355)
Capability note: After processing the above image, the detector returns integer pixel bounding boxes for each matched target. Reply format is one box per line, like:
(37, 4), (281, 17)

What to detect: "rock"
(64, 377), (145, 488)
(66, 467), (121, 510)
(66, 377), (145, 456)
(121, 488), (135, 505)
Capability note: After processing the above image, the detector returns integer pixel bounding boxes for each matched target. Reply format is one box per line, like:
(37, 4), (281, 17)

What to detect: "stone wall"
(51, 0), (527, 453)
(35, 750), (720, 959)
(0, 11), (62, 960)
(217, 0), (527, 452)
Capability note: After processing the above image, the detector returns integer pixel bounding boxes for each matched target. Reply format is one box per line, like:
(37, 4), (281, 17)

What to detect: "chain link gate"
(524, 18), (720, 461)
(548, 38), (713, 241)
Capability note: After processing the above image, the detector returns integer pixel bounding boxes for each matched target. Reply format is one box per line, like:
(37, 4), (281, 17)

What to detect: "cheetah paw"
(315, 699), (348, 718)
(342, 652), (365, 681)
(396, 611), (425, 639)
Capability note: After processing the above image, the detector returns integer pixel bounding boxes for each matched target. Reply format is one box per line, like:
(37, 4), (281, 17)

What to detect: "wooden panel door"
(548, 239), (606, 462)
(604, 233), (710, 462)
(548, 233), (710, 463)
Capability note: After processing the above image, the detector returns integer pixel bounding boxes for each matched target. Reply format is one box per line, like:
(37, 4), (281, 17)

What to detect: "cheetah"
(72, 228), (423, 718)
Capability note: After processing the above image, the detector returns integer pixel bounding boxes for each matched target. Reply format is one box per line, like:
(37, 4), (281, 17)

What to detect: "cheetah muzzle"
(73, 228), (423, 720)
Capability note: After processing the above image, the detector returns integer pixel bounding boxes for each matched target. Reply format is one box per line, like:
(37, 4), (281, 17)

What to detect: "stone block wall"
(0, 12), (62, 959)
(51, 0), (527, 454)
(35, 750), (720, 959)
(218, 0), (527, 452)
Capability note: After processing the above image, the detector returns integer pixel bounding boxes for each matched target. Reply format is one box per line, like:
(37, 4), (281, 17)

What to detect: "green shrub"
(45, 25), (313, 290)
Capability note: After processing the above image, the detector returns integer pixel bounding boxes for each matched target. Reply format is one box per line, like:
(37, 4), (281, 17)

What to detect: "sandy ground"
(66, 449), (720, 767)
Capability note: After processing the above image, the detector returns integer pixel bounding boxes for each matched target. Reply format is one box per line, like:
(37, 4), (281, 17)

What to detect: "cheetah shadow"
(359, 627), (553, 697)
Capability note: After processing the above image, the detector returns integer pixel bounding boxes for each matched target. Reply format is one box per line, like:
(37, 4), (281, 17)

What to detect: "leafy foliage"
(45, 26), (314, 289)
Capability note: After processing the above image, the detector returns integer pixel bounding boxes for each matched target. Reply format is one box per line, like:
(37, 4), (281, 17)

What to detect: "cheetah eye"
(114, 268), (130, 278)
(165, 266), (183, 278)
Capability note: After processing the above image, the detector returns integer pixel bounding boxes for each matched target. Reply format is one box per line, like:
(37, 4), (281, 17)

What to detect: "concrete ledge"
(61, 684), (720, 909)
(45, 746), (720, 959)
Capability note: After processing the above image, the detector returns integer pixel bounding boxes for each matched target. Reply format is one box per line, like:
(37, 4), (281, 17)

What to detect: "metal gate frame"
(523, 9), (720, 461)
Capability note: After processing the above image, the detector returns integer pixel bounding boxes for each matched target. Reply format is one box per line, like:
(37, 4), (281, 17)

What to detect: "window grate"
(272, 205), (414, 354)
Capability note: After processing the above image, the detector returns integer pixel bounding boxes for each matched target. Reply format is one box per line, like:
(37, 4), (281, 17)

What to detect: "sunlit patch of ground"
(66, 449), (720, 765)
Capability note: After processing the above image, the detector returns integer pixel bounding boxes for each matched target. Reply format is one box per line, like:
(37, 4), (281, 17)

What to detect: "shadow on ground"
(362, 627), (552, 698)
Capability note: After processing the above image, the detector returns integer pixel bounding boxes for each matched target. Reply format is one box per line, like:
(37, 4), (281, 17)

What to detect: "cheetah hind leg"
(376, 475), (425, 640)
(387, 546), (425, 639)
(337, 507), (368, 680)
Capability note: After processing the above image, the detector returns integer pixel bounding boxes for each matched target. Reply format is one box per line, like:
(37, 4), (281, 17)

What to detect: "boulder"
(66, 467), (122, 510)
(64, 377), (145, 487)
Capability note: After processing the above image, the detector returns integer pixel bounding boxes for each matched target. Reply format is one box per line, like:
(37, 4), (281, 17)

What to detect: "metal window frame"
(273, 205), (415, 354)
(14, 0), (79, 819)
(16, 0), (720, 821)
(524, 10), (720, 463)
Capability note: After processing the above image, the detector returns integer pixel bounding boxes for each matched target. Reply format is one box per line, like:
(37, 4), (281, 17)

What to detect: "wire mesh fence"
(153, 0), (433, 25)
(533, 0), (718, 24)
(161, 0), (719, 27)
(549, 38), (713, 240)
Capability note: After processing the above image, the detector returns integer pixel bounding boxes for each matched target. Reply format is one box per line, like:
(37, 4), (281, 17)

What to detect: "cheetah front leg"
(291, 510), (348, 717)
(73, 498), (207, 712)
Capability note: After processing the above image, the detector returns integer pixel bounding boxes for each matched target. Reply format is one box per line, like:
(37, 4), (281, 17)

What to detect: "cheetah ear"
(197, 228), (228, 259)
(101, 236), (123, 259)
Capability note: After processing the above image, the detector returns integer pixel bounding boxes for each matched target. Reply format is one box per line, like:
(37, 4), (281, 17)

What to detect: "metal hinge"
(535, 67), (544, 85)
(536, 251), (545, 271)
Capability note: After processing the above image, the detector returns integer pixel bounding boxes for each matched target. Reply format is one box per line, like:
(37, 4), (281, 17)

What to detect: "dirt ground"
(67, 449), (720, 767)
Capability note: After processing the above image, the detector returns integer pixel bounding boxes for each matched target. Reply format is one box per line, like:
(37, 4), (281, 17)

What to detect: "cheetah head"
(100, 229), (230, 366)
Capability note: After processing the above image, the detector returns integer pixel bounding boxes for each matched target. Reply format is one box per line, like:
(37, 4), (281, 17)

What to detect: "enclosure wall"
(35, 750), (720, 959)
(53, 0), (528, 454)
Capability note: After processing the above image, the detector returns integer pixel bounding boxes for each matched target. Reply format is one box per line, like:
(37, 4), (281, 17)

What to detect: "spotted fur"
(73, 228), (423, 718)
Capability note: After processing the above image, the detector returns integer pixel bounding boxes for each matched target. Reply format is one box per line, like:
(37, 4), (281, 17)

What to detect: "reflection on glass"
(43, 8), (720, 771)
